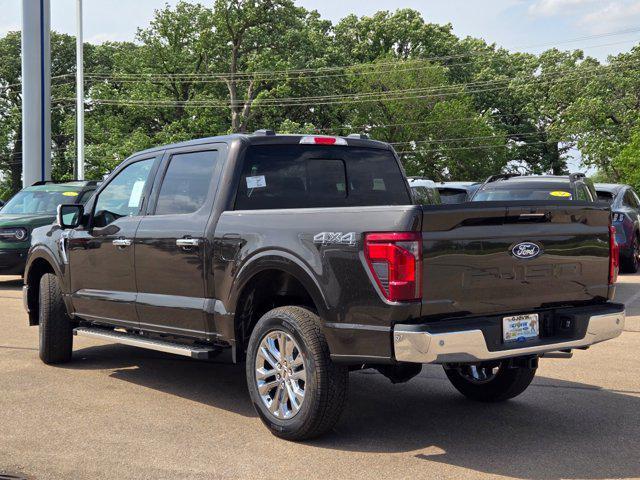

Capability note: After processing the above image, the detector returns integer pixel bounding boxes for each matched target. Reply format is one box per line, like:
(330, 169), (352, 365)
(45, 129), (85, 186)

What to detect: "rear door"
(134, 145), (223, 337)
(420, 201), (611, 319)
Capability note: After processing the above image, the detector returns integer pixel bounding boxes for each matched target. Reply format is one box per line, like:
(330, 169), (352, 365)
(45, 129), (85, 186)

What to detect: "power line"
(54, 61), (640, 109)
(80, 37), (640, 86)
(0, 76), (78, 92)
(390, 132), (545, 146)
(395, 140), (562, 154)
(2, 26), (638, 94)
(80, 26), (640, 81)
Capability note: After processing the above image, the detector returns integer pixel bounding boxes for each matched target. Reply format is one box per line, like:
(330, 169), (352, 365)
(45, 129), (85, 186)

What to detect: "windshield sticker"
(62, 191), (78, 197)
(550, 191), (572, 198)
(128, 180), (146, 208)
(246, 175), (266, 189)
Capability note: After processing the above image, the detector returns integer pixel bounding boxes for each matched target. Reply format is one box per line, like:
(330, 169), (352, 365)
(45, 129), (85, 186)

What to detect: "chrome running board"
(73, 327), (218, 359)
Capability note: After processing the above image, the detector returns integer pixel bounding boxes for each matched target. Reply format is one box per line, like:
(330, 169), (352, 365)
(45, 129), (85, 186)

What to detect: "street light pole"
(76, 0), (85, 180)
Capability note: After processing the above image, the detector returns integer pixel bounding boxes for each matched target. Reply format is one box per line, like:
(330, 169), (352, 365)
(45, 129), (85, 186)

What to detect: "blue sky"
(1, 0), (639, 60)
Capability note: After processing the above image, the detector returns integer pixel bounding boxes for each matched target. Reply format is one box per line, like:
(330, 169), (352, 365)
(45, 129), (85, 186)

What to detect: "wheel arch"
(229, 250), (329, 362)
(24, 249), (64, 326)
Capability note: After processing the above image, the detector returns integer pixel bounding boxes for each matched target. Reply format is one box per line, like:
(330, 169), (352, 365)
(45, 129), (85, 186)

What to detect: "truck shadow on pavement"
(317, 366), (640, 480)
(0, 277), (23, 291)
(68, 344), (640, 480)
(68, 343), (256, 418)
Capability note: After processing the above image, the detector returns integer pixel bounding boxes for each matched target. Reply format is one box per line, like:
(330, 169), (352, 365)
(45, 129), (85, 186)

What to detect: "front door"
(68, 156), (158, 328)
(134, 147), (221, 337)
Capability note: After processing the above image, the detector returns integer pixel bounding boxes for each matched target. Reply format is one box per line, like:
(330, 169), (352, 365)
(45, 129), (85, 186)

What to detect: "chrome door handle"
(176, 238), (201, 247)
(112, 238), (132, 247)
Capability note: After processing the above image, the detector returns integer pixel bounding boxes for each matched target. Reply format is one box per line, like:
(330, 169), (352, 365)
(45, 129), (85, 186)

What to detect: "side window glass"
(93, 158), (155, 227)
(411, 187), (426, 204)
(77, 189), (95, 205)
(576, 185), (589, 201)
(632, 191), (640, 207)
(624, 191), (639, 208)
(155, 150), (218, 215)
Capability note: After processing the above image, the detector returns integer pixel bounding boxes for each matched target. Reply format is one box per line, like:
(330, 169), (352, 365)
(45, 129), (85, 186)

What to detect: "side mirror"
(57, 204), (84, 229)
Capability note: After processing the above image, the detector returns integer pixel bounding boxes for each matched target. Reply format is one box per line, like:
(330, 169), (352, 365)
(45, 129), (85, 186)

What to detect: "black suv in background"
(471, 173), (597, 202)
(595, 183), (640, 272)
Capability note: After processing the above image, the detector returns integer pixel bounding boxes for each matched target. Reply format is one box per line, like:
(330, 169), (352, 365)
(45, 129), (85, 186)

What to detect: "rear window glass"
(473, 187), (575, 201)
(439, 188), (469, 204)
(411, 186), (441, 205)
(235, 145), (411, 210)
(596, 191), (614, 204)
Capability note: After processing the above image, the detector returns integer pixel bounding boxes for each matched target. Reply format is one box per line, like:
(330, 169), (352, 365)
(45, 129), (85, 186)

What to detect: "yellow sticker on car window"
(62, 191), (79, 196)
(550, 191), (572, 198)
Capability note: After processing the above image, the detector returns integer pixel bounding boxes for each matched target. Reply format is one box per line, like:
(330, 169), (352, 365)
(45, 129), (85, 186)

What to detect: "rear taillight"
(299, 136), (348, 145)
(609, 225), (619, 285)
(612, 212), (625, 222)
(364, 232), (422, 302)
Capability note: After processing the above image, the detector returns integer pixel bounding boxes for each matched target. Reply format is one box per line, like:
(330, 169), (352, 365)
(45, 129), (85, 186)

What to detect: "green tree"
(612, 126), (640, 191)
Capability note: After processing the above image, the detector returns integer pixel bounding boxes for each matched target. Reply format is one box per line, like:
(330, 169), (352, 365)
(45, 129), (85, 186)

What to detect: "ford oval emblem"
(511, 242), (542, 259)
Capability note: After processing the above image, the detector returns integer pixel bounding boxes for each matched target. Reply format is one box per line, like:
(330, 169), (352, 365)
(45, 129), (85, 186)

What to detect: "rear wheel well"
(25, 258), (55, 325)
(234, 269), (317, 362)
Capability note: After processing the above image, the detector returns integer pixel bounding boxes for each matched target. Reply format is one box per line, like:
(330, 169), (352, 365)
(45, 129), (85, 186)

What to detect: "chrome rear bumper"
(394, 310), (625, 364)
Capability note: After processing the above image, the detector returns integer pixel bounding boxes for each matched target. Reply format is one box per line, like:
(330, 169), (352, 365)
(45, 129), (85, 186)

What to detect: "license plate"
(503, 314), (539, 343)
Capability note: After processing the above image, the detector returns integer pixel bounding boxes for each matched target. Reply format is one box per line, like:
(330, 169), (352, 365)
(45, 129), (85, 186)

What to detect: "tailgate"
(420, 201), (611, 318)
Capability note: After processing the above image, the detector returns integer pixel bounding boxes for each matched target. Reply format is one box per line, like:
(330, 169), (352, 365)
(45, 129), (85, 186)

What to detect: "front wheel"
(444, 361), (536, 402)
(38, 273), (73, 364)
(246, 306), (348, 441)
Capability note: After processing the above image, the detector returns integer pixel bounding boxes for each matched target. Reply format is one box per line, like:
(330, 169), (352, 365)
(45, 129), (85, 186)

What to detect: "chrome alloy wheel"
(458, 364), (500, 384)
(254, 329), (307, 419)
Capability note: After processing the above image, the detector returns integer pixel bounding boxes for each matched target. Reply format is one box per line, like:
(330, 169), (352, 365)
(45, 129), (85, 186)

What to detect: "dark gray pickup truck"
(22, 132), (625, 440)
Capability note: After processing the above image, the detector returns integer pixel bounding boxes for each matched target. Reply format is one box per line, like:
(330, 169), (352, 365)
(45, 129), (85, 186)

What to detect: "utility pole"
(21, 0), (51, 187)
(76, 0), (85, 180)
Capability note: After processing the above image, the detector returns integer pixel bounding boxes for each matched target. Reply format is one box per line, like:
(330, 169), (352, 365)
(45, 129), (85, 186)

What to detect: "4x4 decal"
(313, 232), (357, 246)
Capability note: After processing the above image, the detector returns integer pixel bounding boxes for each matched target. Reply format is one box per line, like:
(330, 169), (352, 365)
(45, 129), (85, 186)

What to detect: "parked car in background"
(595, 183), (640, 273)
(435, 181), (480, 204)
(407, 177), (441, 205)
(471, 173), (597, 202)
(0, 181), (99, 275)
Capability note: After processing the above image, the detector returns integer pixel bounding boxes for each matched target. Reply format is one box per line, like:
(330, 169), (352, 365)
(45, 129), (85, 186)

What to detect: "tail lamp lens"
(364, 232), (422, 302)
(609, 226), (619, 285)
(612, 212), (625, 222)
(299, 136), (348, 146)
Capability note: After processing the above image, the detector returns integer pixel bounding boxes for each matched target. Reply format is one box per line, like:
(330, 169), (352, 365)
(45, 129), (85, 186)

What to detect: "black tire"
(444, 362), (536, 402)
(38, 273), (73, 364)
(620, 235), (640, 274)
(246, 306), (348, 441)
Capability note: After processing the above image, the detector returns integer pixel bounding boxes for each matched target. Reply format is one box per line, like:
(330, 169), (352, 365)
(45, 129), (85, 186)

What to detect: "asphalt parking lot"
(1, 275), (639, 480)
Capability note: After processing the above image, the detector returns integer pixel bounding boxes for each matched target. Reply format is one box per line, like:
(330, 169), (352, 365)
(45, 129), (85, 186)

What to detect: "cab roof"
(408, 178), (437, 188)
(502, 175), (574, 182)
(436, 181), (479, 189)
(132, 132), (392, 157)
(595, 183), (627, 193)
(479, 175), (585, 191)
